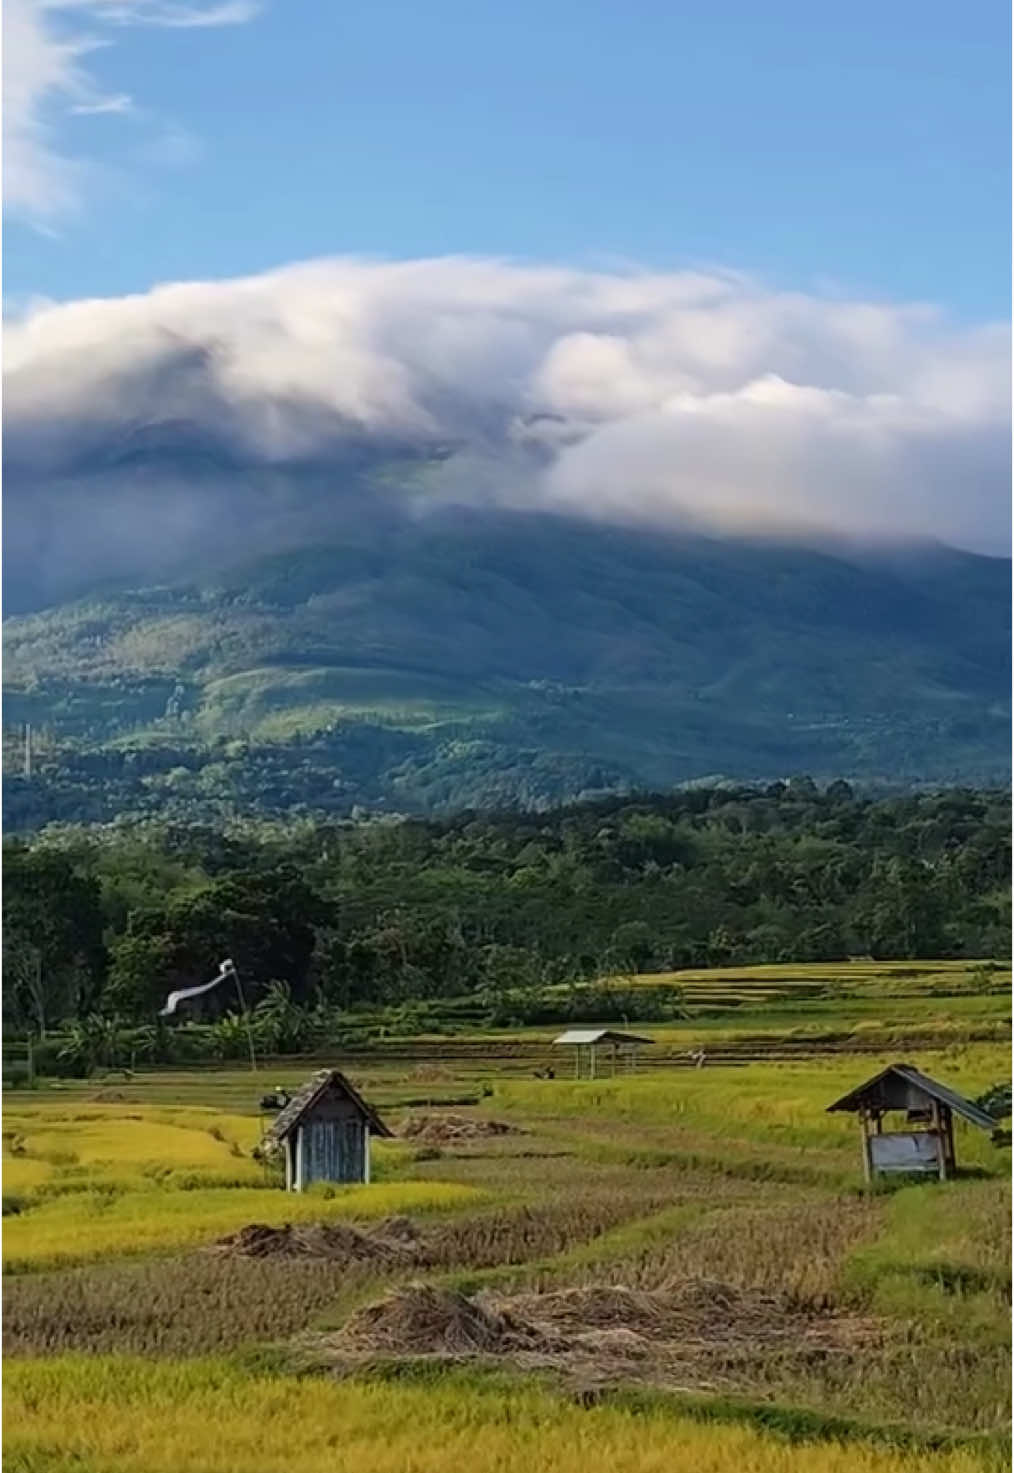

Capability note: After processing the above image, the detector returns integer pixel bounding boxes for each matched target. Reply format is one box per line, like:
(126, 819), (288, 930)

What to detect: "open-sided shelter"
(826, 1062), (996, 1181)
(552, 1028), (654, 1079)
(263, 1069), (392, 1190)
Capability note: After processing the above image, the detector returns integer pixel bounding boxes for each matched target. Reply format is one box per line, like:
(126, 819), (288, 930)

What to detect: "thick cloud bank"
(5, 257), (1010, 594)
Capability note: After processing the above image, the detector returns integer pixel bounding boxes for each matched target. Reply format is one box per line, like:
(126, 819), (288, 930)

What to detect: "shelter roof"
(826, 1063), (997, 1131)
(263, 1069), (392, 1143)
(552, 1029), (654, 1046)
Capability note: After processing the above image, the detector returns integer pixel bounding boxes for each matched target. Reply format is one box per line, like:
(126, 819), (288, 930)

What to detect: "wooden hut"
(263, 1069), (392, 1191)
(552, 1028), (654, 1079)
(826, 1062), (996, 1182)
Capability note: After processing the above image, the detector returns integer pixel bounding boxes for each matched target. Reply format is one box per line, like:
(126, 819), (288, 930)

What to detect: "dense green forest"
(3, 782), (1009, 1070)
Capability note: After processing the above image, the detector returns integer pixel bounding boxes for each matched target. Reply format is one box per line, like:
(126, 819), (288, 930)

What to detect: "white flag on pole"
(159, 959), (235, 1017)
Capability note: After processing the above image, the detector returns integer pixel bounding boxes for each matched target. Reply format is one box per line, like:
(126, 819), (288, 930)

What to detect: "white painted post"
(363, 1125), (371, 1184)
(295, 1125), (304, 1192)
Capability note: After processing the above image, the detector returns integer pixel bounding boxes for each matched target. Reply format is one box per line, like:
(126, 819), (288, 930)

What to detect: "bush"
(31, 1038), (90, 1079)
(974, 1083), (1012, 1120)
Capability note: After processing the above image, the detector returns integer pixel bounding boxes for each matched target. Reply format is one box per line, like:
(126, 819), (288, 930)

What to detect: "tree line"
(3, 780), (1009, 1068)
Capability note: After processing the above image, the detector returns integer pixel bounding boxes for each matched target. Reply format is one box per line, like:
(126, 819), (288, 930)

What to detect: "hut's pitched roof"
(826, 1063), (997, 1131)
(263, 1069), (392, 1144)
(552, 1029), (654, 1046)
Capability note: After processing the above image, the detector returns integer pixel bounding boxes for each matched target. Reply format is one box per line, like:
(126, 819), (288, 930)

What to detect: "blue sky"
(4, 0), (1010, 316)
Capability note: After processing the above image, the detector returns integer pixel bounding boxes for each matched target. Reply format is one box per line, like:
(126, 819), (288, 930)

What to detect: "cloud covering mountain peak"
(5, 255), (1010, 593)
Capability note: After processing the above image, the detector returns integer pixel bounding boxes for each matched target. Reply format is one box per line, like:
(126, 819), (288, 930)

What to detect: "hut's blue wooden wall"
(298, 1118), (367, 1185)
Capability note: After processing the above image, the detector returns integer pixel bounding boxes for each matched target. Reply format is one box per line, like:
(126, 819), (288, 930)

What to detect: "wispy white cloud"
(70, 92), (133, 114)
(58, 1), (260, 27)
(6, 257), (1009, 565)
(2, 0), (259, 228)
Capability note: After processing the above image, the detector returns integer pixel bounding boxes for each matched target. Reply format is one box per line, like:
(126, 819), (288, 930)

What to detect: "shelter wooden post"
(929, 1099), (951, 1181)
(941, 1107), (956, 1176)
(859, 1108), (873, 1183)
(589, 1043), (596, 1080)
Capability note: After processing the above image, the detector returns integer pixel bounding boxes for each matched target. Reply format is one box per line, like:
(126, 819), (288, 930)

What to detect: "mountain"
(3, 499), (1009, 826)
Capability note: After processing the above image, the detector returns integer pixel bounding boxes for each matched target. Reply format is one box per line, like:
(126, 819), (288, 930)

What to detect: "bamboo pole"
(223, 960), (258, 1074)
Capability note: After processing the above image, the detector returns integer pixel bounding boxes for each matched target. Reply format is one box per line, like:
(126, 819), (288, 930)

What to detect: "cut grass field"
(3, 1010), (1010, 1471)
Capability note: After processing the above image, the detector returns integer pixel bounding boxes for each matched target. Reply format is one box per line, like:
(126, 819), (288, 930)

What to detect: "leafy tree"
(2, 847), (107, 1027)
(608, 921), (655, 973)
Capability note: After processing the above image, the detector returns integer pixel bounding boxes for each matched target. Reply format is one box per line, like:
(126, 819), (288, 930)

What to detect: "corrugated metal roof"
(552, 1029), (654, 1046)
(826, 1063), (997, 1131)
(263, 1069), (392, 1144)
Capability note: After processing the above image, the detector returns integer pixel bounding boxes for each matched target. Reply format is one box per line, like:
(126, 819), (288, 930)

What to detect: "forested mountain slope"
(4, 507), (1009, 827)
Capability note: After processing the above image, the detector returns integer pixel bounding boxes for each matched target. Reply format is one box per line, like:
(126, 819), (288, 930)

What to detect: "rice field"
(3, 1009), (1010, 1472)
(3, 1179), (488, 1274)
(492, 1048), (1010, 1182)
(430, 961), (1012, 1058)
(6, 1356), (1005, 1473)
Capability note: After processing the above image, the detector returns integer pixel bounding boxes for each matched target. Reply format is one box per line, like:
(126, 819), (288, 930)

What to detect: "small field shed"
(263, 1069), (392, 1191)
(827, 1062), (997, 1181)
(552, 1029), (654, 1079)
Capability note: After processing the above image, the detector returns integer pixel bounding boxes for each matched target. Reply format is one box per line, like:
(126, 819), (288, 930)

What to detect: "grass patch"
(844, 1178), (1012, 1334)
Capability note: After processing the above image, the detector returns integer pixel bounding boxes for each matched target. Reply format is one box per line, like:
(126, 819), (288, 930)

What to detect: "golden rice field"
(4, 1357), (1004, 1473)
(480, 960), (1011, 1051)
(614, 959), (1004, 985)
(3, 1017), (1010, 1472)
(3, 1179), (486, 1274)
(2, 1105), (478, 1272)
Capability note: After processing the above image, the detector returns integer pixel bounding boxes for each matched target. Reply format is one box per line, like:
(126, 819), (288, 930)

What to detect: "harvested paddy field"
(313, 1276), (885, 1397)
(210, 1215), (423, 1262)
(396, 1113), (525, 1145)
(3, 1030), (1010, 1472)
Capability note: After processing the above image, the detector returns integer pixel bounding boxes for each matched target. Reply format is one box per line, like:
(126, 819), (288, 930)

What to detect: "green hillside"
(3, 514), (1009, 825)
